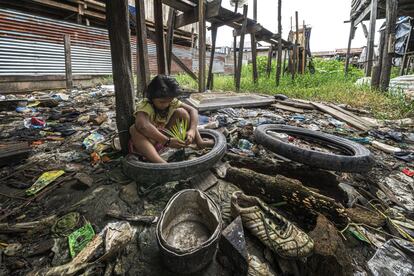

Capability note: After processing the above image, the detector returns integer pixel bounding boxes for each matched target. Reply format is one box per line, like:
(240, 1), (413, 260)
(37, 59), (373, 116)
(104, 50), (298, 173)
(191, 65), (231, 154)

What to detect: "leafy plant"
(165, 119), (188, 143)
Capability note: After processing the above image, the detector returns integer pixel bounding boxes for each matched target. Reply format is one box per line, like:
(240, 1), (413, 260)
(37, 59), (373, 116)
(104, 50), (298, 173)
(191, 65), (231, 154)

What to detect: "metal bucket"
(156, 189), (222, 274)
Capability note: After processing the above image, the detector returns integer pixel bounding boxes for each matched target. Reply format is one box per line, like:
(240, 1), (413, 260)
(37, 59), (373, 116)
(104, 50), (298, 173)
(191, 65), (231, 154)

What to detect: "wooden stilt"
(345, 20), (355, 76)
(63, 34), (73, 91)
(135, 0), (150, 98)
(365, 0), (378, 77)
(154, 0), (167, 74)
(266, 44), (273, 78)
(295, 11), (300, 74)
(172, 53), (198, 81)
(106, 0), (135, 154)
(233, 2), (238, 86)
(282, 47), (287, 76)
(207, 25), (218, 90)
(235, 5), (248, 92)
(198, 0), (206, 92)
(276, 0), (282, 86)
(372, 29), (385, 89)
(166, 8), (176, 75)
(251, 33), (258, 84)
(380, 0), (398, 91)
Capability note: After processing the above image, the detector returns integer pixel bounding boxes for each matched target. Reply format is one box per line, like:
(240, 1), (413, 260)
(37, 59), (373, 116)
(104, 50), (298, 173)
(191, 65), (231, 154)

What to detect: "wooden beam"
(276, 0), (282, 86)
(166, 8), (176, 74)
(208, 14), (244, 30)
(233, 2), (238, 86)
(345, 21), (355, 76)
(365, 0), (378, 77)
(198, 0), (206, 92)
(161, 0), (194, 12)
(63, 34), (73, 90)
(106, 0), (135, 154)
(207, 25), (218, 90)
(135, 0), (150, 98)
(175, 0), (221, 28)
(235, 5), (248, 92)
(251, 33), (258, 84)
(154, 0), (167, 74)
(380, 0), (398, 91)
(171, 53), (198, 81)
(232, 23), (263, 37)
(354, 4), (372, 26)
(266, 44), (273, 77)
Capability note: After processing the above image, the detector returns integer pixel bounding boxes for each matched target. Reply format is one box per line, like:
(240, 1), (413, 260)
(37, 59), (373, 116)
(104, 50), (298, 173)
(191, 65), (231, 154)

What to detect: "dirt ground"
(0, 86), (413, 275)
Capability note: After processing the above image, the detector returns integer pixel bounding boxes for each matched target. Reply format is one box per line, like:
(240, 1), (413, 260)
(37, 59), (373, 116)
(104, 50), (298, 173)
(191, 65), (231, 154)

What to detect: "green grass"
(175, 57), (413, 119)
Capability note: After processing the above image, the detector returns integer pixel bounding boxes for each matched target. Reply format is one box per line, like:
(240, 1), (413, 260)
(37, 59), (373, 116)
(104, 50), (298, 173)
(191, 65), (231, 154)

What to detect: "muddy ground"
(0, 86), (413, 275)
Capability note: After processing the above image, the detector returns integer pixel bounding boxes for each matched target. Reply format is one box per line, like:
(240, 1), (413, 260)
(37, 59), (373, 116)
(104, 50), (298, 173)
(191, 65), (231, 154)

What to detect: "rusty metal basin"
(156, 189), (222, 274)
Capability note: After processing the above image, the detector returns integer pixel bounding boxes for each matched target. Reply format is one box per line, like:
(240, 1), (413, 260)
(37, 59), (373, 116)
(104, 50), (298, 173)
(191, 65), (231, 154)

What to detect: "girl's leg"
(129, 125), (166, 163)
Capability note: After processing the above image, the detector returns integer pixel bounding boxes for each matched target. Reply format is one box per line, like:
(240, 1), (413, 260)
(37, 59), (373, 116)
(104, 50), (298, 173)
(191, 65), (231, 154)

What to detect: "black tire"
(255, 124), (374, 173)
(122, 129), (227, 183)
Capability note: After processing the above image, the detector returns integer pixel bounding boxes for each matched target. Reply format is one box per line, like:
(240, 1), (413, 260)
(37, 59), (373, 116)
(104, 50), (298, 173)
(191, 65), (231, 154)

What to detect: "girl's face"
(152, 97), (174, 111)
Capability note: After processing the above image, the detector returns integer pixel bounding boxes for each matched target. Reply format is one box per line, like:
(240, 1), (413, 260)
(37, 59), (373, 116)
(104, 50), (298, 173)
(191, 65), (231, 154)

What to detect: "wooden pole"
(345, 20), (355, 76)
(198, 0), (206, 92)
(302, 20), (306, 74)
(154, 0), (167, 74)
(166, 8), (176, 75)
(236, 5), (248, 92)
(365, 0), (378, 77)
(400, 30), (412, 76)
(63, 34), (73, 90)
(380, 0), (398, 91)
(233, 2), (238, 86)
(106, 0), (135, 154)
(276, 0), (282, 86)
(282, 47), (287, 76)
(207, 25), (218, 90)
(266, 44), (273, 77)
(135, 0), (150, 98)
(251, 0), (258, 84)
(295, 11), (300, 74)
(251, 34), (258, 84)
(372, 29), (385, 89)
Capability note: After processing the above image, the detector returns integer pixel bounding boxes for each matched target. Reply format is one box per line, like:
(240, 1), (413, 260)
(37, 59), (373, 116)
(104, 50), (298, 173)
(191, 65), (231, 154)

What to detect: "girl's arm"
(134, 112), (169, 144)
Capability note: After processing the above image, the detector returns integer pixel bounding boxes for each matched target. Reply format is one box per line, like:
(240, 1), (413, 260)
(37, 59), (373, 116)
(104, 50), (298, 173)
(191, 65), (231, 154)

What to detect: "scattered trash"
(52, 212), (81, 237)
(82, 132), (105, 151)
(402, 168), (414, 177)
(68, 223), (95, 258)
(238, 139), (253, 151)
(368, 239), (414, 276)
(26, 170), (65, 196)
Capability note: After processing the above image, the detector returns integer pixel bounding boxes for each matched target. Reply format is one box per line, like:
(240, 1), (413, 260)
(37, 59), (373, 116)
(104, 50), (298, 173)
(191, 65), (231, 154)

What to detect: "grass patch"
(175, 58), (413, 119)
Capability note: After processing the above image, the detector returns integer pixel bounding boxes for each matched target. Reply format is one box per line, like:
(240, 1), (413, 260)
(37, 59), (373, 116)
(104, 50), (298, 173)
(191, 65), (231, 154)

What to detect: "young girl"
(129, 75), (210, 163)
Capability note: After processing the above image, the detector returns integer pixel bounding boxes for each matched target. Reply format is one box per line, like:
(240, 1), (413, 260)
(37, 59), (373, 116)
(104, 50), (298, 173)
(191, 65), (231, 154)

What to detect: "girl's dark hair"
(147, 75), (180, 101)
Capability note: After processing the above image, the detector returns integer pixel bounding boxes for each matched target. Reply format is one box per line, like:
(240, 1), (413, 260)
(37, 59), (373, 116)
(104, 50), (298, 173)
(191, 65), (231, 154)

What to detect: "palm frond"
(165, 119), (188, 143)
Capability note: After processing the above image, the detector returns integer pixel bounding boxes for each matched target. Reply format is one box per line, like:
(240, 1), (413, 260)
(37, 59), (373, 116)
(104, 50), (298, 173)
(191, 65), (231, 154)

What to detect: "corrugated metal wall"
(0, 8), (223, 79)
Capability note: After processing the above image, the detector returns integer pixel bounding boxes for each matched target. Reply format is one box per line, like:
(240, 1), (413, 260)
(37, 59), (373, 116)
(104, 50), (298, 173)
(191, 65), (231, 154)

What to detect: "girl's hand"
(186, 129), (195, 145)
(169, 138), (186, 149)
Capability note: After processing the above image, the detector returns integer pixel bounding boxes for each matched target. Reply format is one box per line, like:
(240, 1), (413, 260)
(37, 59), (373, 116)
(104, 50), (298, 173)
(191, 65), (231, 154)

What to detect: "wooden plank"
(399, 28), (412, 76)
(365, 0), (378, 77)
(208, 14), (244, 29)
(272, 103), (304, 113)
(166, 8), (176, 74)
(235, 5), (248, 92)
(135, 0), (150, 98)
(232, 24), (263, 36)
(354, 3), (371, 25)
(154, 0), (167, 74)
(63, 34), (73, 90)
(328, 104), (378, 128)
(171, 53), (198, 81)
(198, 0), (206, 92)
(174, 0), (221, 28)
(312, 102), (370, 131)
(275, 99), (315, 110)
(251, 33), (258, 84)
(345, 20), (355, 76)
(275, 0), (282, 86)
(106, 0), (135, 154)
(207, 25), (218, 90)
(380, 0), (398, 91)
